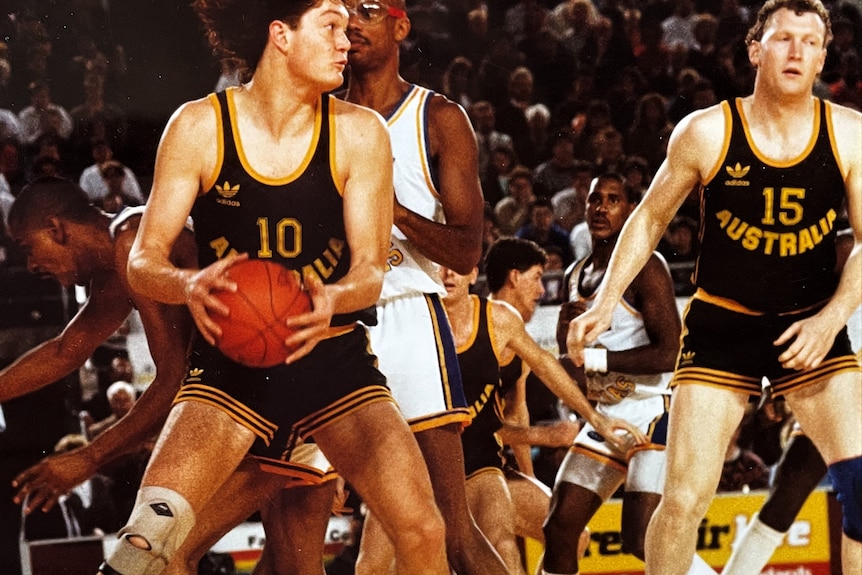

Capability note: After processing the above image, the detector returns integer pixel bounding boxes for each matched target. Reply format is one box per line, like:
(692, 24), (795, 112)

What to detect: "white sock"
(686, 553), (717, 574)
(722, 513), (786, 575)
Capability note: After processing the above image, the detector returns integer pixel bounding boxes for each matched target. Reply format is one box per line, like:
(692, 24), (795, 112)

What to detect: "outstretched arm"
(493, 303), (648, 452)
(0, 274), (132, 403)
(12, 227), (197, 514)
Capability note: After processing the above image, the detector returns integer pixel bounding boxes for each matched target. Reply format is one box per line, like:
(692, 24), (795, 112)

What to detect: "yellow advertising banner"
(525, 488), (832, 574)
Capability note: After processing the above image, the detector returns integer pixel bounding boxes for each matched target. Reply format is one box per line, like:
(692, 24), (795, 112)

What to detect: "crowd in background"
(0, 0), (860, 572)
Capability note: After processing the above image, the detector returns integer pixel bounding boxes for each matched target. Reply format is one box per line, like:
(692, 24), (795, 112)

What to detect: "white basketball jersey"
(569, 260), (670, 398)
(379, 85), (446, 301)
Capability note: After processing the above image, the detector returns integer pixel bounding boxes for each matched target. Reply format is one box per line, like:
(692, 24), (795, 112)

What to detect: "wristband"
(583, 347), (608, 374)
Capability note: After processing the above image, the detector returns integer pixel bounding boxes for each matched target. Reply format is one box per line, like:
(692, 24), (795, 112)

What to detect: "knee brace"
(102, 486), (196, 575)
(828, 455), (862, 542)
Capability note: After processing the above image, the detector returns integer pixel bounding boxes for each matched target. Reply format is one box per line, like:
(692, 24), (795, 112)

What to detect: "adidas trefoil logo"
(189, 368), (204, 377)
(725, 163), (750, 186)
(216, 181), (240, 198)
(679, 351), (696, 366)
(215, 181), (241, 206)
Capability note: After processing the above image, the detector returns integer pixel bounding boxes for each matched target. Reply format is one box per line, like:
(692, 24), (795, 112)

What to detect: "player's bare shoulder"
(426, 92), (474, 149)
(330, 97), (391, 158)
(667, 101), (729, 178)
(826, 101), (862, 177)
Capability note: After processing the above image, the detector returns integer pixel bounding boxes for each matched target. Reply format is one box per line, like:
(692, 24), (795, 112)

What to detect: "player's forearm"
(823, 244), (862, 327)
(394, 206), (482, 274)
(332, 262), (385, 314)
(0, 339), (86, 402)
(607, 345), (678, 375)
(127, 252), (194, 306)
(533, 353), (597, 424)
(86, 374), (176, 466)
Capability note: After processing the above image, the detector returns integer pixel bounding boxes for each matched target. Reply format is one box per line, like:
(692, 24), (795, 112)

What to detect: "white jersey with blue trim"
(570, 260), (670, 400)
(380, 84), (446, 301)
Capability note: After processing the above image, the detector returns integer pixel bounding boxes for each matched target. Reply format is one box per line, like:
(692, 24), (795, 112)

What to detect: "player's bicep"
(136, 103), (214, 259)
(341, 111), (393, 267)
(636, 255), (682, 359)
(430, 100), (484, 228)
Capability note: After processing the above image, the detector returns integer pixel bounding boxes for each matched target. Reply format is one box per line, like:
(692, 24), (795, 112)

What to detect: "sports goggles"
(347, 1), (406, 24)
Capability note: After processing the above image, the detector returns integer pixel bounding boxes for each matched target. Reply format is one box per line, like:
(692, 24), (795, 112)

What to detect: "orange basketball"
(213, 259), (312, 367)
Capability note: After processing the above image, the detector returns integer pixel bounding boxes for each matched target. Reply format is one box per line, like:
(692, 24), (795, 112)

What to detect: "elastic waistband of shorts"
(692, 288), (828, 317)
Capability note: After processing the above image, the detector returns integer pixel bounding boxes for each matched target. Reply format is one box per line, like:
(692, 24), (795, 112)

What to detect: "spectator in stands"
(505, 0), (549, 48)
(636, 17), (676, 96)
(546, 0), (599, 65)
(626, 92), (674, 174)
(78, 140), (144, 207)
(551, 158), (593, 233)
(532, 128), (577, 199)
(515, 197), (575, 268)
(476, 31), (525, 109)
(480, 141), (518, 210)
(442, 56), (478, 111)
(68, 60), (129, 173)
(84, 380), (136, 440)
(0, 107), (21, 144)
(17, 81), (73, 148)
(592, 126), (627, 175)
(495, 66), (540, 168)
(662, 0), (700, 51)
(96, 160), (138, 213)
(622, 155), (652, 199)
(470, 100), (513, 181)
(495, 165), (536, 237)
(668, 67), (703, 123)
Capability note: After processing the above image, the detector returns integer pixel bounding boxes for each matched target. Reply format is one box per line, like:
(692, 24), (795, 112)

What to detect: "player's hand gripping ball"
(213, 259), (312, 367)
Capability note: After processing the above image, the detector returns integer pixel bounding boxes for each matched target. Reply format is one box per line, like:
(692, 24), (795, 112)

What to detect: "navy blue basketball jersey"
(193, 88), (373, 325)
(695, 98), (845, 313)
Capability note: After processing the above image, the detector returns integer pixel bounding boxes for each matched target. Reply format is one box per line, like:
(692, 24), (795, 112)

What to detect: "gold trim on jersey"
(174, 383), (279, 445)
(203, 92), (226, 193)
(228, 87), (321, 186)
(408, 409), (472, 433)
(671, 366), (763, 394)
(290, 385), (394, 445)
(426, 294), (457, 409)
(703, 100), (733, 183)
(455, 294), (481, 354)
(824, 100), (849, 180)
(736, 97), (820, 168)
(770, 355), (862, 396)
(389, 86), (440, 202)
(692, 288), (827, 316)
(329, 95), (344, 198)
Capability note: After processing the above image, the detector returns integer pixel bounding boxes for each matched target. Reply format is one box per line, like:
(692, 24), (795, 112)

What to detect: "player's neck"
(345, 68), (410, 116)
(748, 88), (815, 123)
(240, 76), (320, 137)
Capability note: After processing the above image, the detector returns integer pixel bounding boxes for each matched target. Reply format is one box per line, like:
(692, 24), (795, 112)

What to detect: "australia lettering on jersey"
(468, 382), (498, 419)
(207, 235), (347, 286)
(714, 207), (837, 257)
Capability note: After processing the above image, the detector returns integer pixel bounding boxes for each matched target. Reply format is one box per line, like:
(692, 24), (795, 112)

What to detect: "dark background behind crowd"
(0, 1), (860, 573)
